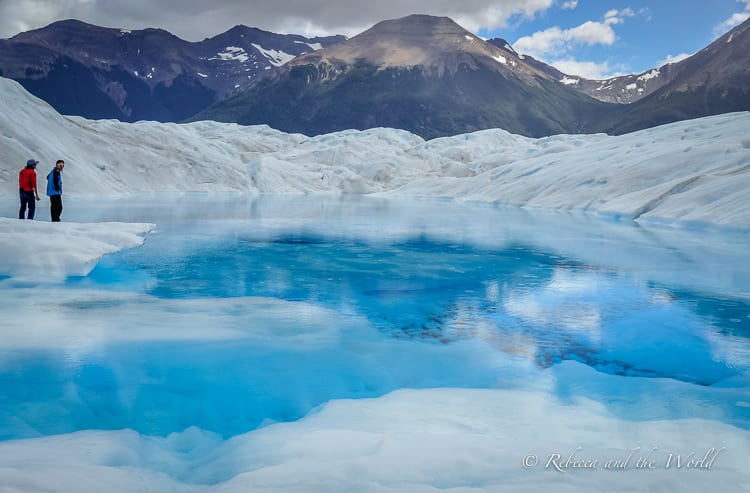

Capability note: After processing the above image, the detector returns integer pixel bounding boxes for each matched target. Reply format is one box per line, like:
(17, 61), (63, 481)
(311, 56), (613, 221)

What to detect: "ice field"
(0, 196), (748, 492)
(2, 73), (750, 491)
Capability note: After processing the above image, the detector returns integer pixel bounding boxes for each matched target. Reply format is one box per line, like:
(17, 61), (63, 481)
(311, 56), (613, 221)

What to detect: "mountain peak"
(356, 14), (480, 51)
(10, 18), (108, 40)
(12, 18), (181, 45)
(367, 14), (466, 33)
(291, 14), (514, 72)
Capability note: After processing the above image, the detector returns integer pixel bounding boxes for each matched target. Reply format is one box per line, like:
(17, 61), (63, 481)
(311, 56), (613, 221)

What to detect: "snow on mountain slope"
(0, 20), (346, 122)
(1, 76), (748, 228)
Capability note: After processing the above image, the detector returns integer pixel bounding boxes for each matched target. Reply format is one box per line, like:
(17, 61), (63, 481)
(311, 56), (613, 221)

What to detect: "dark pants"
(50, 194), (63, 222)
(19, 190), (35, 219)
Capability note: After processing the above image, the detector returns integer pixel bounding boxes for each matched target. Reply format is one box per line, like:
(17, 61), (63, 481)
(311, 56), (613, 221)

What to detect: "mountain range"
(595, 18), (750, 134)
(482, 38), (668, 105)
(0, 19), (344, 122)
(196, 15), (616, 139)
(1, 15), (748, 138)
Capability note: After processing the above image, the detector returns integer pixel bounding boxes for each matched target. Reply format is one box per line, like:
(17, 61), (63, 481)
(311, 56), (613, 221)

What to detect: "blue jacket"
(47, 167), (62, 196)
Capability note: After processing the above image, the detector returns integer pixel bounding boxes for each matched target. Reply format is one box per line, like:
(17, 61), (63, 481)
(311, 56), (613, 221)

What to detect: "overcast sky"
(1, 0), (748, 78)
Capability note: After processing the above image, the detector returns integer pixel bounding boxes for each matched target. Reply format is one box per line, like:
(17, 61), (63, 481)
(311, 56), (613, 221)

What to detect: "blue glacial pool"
(0, 195), (749, 484)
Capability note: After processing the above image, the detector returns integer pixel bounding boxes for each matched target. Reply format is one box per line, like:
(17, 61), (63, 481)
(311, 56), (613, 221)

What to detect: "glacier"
(0, 218), (152, 281)
(1, 75), (750, 493)
(0, 196), (748, 493)
(0, 76), (748, 229)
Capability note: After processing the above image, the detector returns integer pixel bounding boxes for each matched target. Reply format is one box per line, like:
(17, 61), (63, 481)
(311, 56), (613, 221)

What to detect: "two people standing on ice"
(18, 158), (64, 221)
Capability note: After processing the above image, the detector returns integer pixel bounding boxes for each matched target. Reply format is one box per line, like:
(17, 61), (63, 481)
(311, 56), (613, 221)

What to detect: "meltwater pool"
(0, 195), (748, 492)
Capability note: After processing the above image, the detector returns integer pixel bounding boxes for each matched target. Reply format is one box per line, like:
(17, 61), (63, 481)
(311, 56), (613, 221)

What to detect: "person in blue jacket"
(47, 159), (64, 222)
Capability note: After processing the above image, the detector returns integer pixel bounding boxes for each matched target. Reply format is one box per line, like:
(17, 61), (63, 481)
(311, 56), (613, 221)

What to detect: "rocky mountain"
(485, 37), (673, 105)
(558, 69), (677, 104)
(2, 15), (747, 138)
(194, 14), (613, 139)
(596, 16), (750, 134)
(0, 19), (344, 122)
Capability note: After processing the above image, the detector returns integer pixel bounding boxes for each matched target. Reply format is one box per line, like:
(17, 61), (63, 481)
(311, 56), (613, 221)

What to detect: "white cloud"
(713, 3), (750, 39)
(604, 8), (635, 25)
(513, 20), (615, 59)
(568, 21), (617, 45)
(512, 8), (639, 79)
(603, 9), (620, 22)
(0, 0), (70, 37)
(0, 0), (556, 40)
(545, 58), (619, 79)
(560, 0), (578, 9)
(513, 26), (565, 55)
(656, 52), (691, 67)
(513, 8), (640, 59)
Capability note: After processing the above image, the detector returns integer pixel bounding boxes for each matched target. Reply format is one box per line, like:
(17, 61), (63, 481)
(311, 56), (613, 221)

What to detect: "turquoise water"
(1, 195), (749, 444)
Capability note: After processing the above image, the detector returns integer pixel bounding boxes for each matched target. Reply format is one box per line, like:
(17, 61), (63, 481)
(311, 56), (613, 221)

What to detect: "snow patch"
(210, 46), (249, 63)
(295, 40), (323, 50)
(251, 43), (295, 66)
(638, 69), (660, 82)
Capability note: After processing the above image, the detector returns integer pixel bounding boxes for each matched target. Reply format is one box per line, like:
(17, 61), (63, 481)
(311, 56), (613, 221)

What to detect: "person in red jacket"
(18, 159), (41, 219)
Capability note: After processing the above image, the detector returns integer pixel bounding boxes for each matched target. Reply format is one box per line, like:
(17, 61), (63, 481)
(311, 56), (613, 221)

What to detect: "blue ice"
(0, 195), (748, 443)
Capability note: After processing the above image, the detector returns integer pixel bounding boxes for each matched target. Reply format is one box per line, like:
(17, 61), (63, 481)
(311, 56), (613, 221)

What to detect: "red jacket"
(19, 168), (37, 192)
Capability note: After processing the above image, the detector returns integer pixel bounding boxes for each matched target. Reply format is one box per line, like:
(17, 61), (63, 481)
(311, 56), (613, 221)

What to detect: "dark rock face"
(0, 19), (344, 122)
(3, 15), (748, 137)
(490, 17), (750, 118)
(593, 17), (750, 134)
(195, 15), (612, 139)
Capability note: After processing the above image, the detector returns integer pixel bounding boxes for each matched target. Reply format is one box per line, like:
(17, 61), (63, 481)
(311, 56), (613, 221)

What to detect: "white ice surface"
(1, 74), (749, 493)
(0, 218), (152, 281)
(0, 286), (363, 350)
(1, 77), (748, 228)
(0, 197), (748, 491)
(0, 386), (748, 493)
